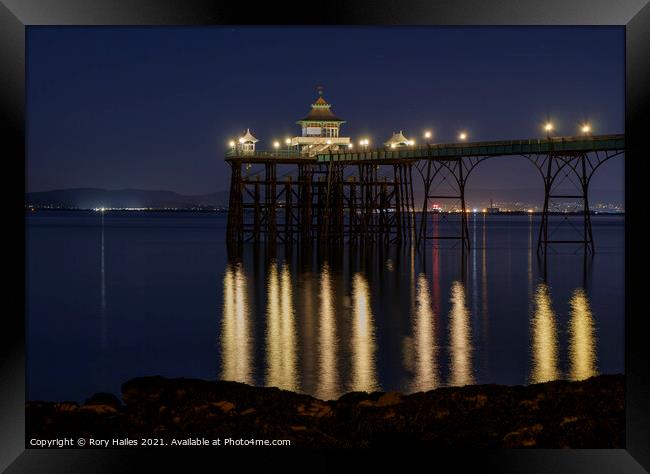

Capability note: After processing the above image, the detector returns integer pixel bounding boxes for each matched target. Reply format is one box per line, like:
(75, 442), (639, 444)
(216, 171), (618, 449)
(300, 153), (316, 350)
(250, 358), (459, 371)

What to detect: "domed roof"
(239, 128), (259, 143)
(384, 131), (411, 147)
(297, 91), (345, 123)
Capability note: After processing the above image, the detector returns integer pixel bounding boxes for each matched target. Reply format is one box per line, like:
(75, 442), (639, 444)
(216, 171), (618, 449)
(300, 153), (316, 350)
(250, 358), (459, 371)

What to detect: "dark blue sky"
(27, 26), (624, 200)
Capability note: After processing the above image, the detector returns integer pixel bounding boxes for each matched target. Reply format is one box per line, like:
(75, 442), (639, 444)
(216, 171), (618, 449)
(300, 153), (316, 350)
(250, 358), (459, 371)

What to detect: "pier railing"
(225, 149), (304, 159)
(316, 134), (625, 162)
(225, 135), (624, 163)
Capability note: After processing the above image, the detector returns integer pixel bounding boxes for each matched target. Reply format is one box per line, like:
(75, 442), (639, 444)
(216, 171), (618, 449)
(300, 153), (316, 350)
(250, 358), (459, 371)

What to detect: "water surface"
(26, 211), (624, 401)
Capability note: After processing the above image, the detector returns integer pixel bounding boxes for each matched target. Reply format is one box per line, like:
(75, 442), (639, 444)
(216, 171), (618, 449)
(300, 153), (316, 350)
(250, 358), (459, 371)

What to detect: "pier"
(225, 133), (624, 253)
(224, 92), (623, 253)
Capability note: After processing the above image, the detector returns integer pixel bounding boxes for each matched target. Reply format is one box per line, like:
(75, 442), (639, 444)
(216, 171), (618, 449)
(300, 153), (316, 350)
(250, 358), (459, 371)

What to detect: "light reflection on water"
(265, 261), (298, 392)
(26, 212), (621, 402)
(568, 288), (598, 381)
(410, 273), (439, 392)
(221, 263), (253, 385)
(219, 248), (602, 398)
(316, 263), (338, 400)
(350, 273), (379, 393)
(448, 281), (474, 387)
(530, 283), (560, 384)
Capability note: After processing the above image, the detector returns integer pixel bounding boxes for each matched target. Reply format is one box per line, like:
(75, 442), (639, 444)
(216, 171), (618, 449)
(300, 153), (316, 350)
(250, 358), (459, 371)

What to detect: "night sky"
(27, 26), (624, 202)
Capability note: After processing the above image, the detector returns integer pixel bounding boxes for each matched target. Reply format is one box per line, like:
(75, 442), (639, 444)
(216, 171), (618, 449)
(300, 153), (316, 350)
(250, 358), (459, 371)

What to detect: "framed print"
(3, 0), (649, 472)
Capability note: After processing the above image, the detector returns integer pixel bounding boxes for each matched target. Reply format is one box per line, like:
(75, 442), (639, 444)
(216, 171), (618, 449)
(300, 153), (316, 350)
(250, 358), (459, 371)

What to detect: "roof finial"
(316, 84), (324, 96)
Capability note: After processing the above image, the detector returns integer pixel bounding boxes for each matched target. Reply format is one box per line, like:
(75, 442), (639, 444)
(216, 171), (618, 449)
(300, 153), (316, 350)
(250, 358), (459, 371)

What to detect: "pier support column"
(322, 162), (346, 243)
(253, 176), (261, 242)
(358, 164), (372, 245)
(298, 164), (313, 244)
(348, 176), (359, 244)
(393, 165), (403, 244)
(265, 163), (277, 244)
(458, 158), (470, 250)
(226, 161), (243, 244)
(417, 158), (471, 250)
(536, 152), (594, 255)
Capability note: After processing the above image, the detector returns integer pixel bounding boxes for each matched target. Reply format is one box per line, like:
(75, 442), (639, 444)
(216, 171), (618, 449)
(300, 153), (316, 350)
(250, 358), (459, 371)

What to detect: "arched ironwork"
(522, 149), (624, 254)
(416, 153), (491, 249)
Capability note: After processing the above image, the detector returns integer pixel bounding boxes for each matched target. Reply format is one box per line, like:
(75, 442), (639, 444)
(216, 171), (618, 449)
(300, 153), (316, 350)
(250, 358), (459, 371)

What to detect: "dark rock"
(84, 392), (123, 409)
(26, 374), (624, 448)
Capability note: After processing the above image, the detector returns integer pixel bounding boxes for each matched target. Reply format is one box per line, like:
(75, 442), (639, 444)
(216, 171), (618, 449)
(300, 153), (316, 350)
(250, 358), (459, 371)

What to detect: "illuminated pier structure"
(225, 95), (624, 253)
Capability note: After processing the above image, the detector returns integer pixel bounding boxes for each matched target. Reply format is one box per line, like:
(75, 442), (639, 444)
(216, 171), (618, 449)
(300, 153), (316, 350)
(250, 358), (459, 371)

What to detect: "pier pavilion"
(384, 131), (414, 149)
(289, 88), (351, 156)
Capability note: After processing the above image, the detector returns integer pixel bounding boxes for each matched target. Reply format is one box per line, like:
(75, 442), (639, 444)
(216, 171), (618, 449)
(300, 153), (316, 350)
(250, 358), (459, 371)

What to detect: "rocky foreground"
(27, 374), (624, 448)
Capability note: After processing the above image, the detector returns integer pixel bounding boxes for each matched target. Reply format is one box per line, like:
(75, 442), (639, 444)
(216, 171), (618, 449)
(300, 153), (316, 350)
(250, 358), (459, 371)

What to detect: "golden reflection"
(530, 283), (560, 383)
(265, 262), (298, 391)
(411, 273), (439, 392)
(221, 263), (253, 384)
(568, 288), (598, 381)
(301, 272), (316, 394)
(350, 273), (379, 393)
(316, 263), (339, 400)
(448, 281), (474, 386)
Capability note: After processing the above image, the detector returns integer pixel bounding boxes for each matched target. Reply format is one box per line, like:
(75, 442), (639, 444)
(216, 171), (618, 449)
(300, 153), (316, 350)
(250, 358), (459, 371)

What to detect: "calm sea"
(26, 211), (624, 402)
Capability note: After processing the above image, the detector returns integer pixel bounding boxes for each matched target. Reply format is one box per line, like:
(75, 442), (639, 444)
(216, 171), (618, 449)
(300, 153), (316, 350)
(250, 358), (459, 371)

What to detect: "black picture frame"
(2, 0), (649, 472)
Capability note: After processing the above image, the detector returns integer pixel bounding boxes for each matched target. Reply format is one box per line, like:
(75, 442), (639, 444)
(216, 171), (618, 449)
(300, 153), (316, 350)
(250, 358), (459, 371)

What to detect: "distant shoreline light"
(24, 205), (625, 215)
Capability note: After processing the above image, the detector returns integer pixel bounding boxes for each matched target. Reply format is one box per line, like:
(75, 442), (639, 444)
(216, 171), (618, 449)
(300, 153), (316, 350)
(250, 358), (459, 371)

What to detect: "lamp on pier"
(544, 122), (554, 138)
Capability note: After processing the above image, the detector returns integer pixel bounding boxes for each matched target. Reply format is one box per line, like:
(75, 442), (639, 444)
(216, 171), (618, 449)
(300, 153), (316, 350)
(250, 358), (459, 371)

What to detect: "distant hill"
(25, 188), (230, 209)
(26, 185), (623, 211)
